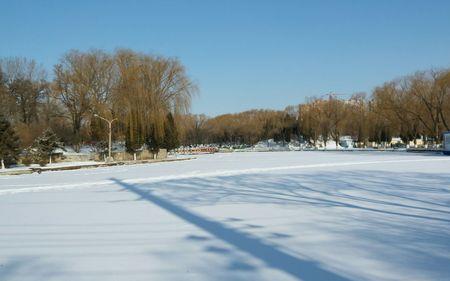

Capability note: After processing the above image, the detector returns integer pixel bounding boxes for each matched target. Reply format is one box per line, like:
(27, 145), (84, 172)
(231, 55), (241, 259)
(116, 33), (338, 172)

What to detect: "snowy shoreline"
(2, 149), (445, 176)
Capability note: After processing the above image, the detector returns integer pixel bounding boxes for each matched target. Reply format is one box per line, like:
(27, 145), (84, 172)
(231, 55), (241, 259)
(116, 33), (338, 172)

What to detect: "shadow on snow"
(111, 177), (353, 281)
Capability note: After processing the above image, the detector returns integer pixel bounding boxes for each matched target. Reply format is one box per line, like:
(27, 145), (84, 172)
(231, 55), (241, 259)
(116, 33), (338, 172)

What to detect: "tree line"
(0, 48), (449, 167)
(178, 69), (450, 148)
(0, 49), (196, 167)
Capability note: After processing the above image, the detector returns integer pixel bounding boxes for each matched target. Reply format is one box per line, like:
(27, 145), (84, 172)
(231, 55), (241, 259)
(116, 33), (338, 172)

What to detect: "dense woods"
(0, 48), (449, 167)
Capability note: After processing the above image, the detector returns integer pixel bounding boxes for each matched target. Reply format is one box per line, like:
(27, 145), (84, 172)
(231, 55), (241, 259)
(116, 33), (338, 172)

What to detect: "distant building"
(390, 137), (403, 145)
(339, 136), (354, 148)
(443, 132), (450, 155)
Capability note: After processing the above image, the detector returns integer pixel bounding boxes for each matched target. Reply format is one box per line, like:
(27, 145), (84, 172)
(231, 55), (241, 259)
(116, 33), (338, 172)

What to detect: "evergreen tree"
(125, 125), (145, 154)
(0, 115), (20, 169)
(89, 116), (109, 155)
(32, 128), (63, 166)
(146, 124), (164, 158)
(162, 113), (180, 150)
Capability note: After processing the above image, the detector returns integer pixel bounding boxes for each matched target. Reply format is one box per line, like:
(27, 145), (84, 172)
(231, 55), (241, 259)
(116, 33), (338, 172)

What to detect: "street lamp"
(94, 114), (117, 162)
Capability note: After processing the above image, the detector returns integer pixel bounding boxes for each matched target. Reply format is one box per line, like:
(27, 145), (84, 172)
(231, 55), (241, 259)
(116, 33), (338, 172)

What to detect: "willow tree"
(345, 93), (370, 147)
(370, 70), (450, 144)
(299, 101), (321, 146)
(113, 50), (196, 153)
(435, 70), (450, 131)
(326, 95), (347, 148)
(178, 114), (209, 145)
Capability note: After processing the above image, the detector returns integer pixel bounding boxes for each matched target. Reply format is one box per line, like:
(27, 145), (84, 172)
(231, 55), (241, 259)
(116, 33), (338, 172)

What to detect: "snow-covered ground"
(1, 151), (449, 281)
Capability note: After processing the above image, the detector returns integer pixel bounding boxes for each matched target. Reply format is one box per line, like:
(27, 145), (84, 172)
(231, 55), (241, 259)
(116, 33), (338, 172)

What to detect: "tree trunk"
(1, 159), (5, 170)
(72, 115), (83, 152)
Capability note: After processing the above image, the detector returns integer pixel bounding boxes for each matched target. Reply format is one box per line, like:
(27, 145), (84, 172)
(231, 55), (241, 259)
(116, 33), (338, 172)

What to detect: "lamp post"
(94, 114), (117, 162)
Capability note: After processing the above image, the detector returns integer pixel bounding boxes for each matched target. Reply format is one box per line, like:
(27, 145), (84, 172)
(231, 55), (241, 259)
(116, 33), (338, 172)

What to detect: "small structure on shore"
(443, 132), (450, 155)
(176, 146), (218, 155)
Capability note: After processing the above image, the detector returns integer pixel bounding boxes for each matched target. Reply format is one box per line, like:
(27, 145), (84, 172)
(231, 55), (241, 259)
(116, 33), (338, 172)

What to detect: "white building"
(444, 131), (450, 155)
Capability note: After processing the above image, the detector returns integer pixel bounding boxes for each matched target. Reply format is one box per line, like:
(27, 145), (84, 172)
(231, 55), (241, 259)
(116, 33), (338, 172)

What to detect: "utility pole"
(94, 114), (117, 162)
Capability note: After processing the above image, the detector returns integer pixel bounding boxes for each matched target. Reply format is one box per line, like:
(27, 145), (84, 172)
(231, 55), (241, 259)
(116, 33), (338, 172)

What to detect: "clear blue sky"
(1, 0), (450, 116)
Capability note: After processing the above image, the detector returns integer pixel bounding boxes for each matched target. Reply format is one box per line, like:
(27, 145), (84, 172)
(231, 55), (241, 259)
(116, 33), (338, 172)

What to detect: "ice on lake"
(1, 151), (449, 281)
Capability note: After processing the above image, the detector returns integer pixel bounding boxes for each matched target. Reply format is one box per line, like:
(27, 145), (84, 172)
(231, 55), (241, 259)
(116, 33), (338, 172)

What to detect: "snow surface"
(0, 151), (449, 281)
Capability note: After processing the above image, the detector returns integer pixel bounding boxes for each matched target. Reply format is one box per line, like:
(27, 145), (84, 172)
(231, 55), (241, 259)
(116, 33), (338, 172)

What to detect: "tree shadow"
(0, 257), (63, 281)
(111, 178), (354, 281)
(108, 168), (450, 279)
(147, 170), (450, 223)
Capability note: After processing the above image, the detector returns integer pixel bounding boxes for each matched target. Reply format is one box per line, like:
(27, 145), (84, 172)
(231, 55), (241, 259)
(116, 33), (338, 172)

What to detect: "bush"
(21, 156), (33, 166)
(38, 158), (48, 167)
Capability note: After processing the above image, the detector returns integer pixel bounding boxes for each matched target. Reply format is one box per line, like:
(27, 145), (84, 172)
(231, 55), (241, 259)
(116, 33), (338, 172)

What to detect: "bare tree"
(0, 70), (14, 118)
(0, 57), (48, 125)
(53, 50), (115, 150)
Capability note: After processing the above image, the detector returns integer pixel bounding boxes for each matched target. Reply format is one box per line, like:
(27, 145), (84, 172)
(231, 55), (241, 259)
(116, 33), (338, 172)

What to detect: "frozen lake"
(1, 151), (449, 281)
